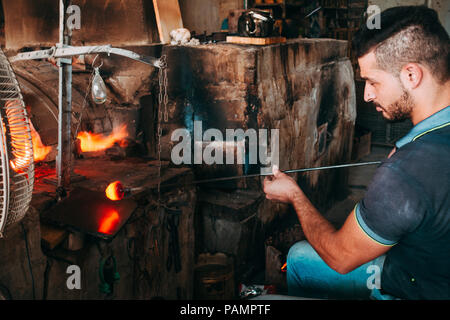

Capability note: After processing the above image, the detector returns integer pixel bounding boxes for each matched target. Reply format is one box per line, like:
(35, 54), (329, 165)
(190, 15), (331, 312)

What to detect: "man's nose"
(364, 83), (376, 102)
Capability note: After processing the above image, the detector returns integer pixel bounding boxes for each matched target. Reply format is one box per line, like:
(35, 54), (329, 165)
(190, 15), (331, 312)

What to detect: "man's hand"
(263, 165), (303, 203)
(388, 147), (397, 159)
(264, 165), (391, 274)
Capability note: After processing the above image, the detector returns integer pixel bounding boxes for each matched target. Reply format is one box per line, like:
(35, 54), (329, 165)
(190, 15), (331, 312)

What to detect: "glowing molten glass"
(98, 209), (120, 235)
(105, 181), (125, 201)
(77, 125), (128, 152)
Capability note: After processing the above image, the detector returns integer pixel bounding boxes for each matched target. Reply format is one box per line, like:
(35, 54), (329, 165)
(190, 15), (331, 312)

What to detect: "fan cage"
(0, 49), (34, 235)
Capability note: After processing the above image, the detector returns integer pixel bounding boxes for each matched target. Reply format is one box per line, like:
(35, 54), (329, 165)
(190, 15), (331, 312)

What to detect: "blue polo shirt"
(355, 106), (450, 300)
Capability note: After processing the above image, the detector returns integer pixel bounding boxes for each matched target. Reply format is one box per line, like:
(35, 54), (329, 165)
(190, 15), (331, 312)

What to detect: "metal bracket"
(10, 45), (165, 69)
(57, 58), (72, 65)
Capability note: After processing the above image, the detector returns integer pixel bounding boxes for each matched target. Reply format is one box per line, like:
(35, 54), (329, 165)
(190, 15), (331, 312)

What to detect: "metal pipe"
(161, 161), (382, 188)
(58, 0), (65, 46)
(56, 0), (73, 195)
(305, 6), (322, 18)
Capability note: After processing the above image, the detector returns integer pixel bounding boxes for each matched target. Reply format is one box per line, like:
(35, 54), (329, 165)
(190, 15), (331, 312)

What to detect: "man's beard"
(375, 90), (414, 123)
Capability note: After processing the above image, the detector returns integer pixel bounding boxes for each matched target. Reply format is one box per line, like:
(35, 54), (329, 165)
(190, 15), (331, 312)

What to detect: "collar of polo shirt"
(396, 106), (450, 149)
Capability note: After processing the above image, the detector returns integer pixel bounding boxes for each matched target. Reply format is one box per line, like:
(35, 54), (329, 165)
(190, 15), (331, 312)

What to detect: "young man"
(263, 6), (450, 300)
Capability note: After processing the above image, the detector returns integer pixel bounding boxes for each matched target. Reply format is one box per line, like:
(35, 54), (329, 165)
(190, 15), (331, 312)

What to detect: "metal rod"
(56, 0), (73, 194)
(305, 6), (322, 18)
(58, 0), (64, 46)
(161, 161), (382, 188)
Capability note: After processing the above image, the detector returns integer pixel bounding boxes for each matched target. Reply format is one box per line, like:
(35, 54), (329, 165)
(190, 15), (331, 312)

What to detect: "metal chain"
(157, 55), (168, 204)
(163, 68), (169, 122)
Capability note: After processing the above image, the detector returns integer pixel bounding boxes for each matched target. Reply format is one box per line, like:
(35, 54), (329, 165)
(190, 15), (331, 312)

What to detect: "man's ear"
(400, 63), (423, 89)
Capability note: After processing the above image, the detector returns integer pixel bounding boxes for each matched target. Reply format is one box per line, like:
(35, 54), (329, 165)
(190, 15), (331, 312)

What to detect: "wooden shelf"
(226, 36), (287, 45)
(319, 0), (367, 77)
(323, 7), (349, 9)
(251, 0), (306, 18)
(254, 3), (304, 7)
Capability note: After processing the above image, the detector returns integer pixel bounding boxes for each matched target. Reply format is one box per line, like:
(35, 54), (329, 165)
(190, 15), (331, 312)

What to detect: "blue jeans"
(287, 241), (398, 300)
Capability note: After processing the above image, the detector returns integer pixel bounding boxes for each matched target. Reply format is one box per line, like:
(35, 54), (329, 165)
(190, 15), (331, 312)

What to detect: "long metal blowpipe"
(162, 161), (382, 188)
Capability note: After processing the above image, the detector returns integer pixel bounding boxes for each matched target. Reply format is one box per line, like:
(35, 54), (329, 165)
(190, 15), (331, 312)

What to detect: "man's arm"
(264, 166), (392, 274)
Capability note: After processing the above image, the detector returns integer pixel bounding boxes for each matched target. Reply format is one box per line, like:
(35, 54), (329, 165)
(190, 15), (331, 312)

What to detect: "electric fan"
(0, 49), (35, 236)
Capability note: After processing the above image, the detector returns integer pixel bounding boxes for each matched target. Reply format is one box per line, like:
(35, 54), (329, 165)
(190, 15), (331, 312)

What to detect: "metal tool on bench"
(238, 10), (275, 37)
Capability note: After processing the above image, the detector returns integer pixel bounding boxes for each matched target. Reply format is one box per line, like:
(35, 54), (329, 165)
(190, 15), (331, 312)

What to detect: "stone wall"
(163, 39), (356, 213)
(161, 39), (356, 280)
(3, 0), (159, 50)
(0, 207), (46, 300)
(179, 0), (243, 35)
(255, 39), (356, 212)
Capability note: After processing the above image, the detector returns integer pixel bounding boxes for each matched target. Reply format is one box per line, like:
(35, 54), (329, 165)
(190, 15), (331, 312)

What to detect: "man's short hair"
(353, 6), (450, 84)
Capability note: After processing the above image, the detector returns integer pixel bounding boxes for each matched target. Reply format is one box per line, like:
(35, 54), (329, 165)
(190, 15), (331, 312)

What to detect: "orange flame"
(105, 181), (125, 201)
(77, 125), (128, 152)
(98, 209), (120, 235)
(4, 101), (53, 173)
(281, 262), (287, 273)
(30, 123), (52, 162)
